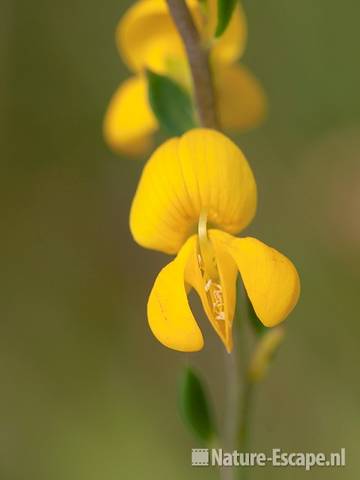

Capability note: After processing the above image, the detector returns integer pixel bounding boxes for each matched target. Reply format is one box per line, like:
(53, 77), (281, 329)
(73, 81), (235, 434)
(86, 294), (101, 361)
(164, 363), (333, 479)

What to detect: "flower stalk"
(166, 0), (219, 129)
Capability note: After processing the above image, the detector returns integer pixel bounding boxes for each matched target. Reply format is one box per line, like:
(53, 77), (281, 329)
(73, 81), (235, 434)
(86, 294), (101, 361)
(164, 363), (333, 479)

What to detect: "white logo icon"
(192, 449), (209, 466)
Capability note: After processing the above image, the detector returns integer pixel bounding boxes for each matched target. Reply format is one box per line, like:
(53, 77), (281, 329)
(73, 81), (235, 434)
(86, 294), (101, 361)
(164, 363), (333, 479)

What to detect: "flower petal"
(130, 129), (257, 253)
(177, 130), (258, 236)
(185, 230), (238, 352)
(130, 137), (197, 253)
(103, 75), (158, 156)
(117, 0), (186, 73)
(147, 236), (204, 352)
(216, 64), (267, 131)
(212, 230), (300, 327)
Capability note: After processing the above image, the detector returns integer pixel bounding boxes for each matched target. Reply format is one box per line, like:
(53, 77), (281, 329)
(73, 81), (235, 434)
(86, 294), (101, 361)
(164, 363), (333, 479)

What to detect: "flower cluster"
(104, 0), (266, 155)
(105, 0), (300, 353)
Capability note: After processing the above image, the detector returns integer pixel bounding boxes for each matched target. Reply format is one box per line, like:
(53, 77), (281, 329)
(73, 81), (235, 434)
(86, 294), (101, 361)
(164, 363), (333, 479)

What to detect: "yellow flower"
(130, 129), (300, 352)
(104, 0), (267, 155)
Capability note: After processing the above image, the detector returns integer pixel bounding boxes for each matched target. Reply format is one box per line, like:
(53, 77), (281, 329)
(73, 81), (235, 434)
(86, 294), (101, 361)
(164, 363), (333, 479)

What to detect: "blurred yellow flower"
(248, 327), (285, 382)
(104, 0), (267, 155)
(130, 129), (300, 352)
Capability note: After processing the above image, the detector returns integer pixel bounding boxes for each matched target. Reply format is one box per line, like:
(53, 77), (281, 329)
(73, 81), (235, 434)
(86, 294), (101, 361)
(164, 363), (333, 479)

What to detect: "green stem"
(165, 0), (219, 129)
(220, 347), (239, 480)
(238, 379), (254, 453)
(236, 378), (255, 480)
(236, 286), (256, 480)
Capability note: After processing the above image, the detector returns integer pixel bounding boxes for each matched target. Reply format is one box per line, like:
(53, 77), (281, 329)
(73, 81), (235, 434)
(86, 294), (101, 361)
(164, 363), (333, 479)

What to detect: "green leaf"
(146, 70), (196, 136)
(215, 0), (238, 37)
(179, 367), (216, 443)
(246, 293), (267, 336)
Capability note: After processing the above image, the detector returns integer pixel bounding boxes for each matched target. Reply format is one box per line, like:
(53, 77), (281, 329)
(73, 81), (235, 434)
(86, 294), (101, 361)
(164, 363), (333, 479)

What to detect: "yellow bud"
(248, 327), (285, 382)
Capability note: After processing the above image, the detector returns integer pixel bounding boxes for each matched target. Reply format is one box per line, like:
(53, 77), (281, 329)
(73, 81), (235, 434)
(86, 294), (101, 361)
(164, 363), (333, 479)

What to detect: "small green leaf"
(146, 70), (196, 136)
(215, 0), (237, 37)
(179, 367), (216, 443)
(246, 293), (267, 336)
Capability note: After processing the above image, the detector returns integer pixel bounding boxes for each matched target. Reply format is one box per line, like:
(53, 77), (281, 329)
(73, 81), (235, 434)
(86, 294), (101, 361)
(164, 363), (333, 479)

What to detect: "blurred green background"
(1, 0), (360, 478)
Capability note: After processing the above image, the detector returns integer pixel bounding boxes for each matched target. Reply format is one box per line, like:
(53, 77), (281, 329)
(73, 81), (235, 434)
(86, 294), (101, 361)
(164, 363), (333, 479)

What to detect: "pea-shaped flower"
(131, 129), (300, 352)
(104, 0), (266, 155)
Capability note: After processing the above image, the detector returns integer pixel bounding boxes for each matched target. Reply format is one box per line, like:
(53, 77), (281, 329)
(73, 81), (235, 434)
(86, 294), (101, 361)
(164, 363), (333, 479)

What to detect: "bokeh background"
(1, 0), (360, 478)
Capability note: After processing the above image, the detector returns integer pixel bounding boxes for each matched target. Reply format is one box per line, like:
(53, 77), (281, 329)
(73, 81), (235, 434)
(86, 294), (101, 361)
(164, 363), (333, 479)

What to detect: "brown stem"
(166, 0), (219, 129)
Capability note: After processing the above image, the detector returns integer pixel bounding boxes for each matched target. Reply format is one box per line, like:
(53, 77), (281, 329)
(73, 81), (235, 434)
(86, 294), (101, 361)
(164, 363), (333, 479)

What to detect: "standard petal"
(215, 64), (267, 131)
(130, 129), (257, 254)
(147, 236), (204, 352)
(130, 137), (198, 253)
(117, 0), (186, 73)
(185, 230), (238, 352)
(177, 129), (257, 237)
(212, 230), (300, 327)
(103, 75), (158, 156)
